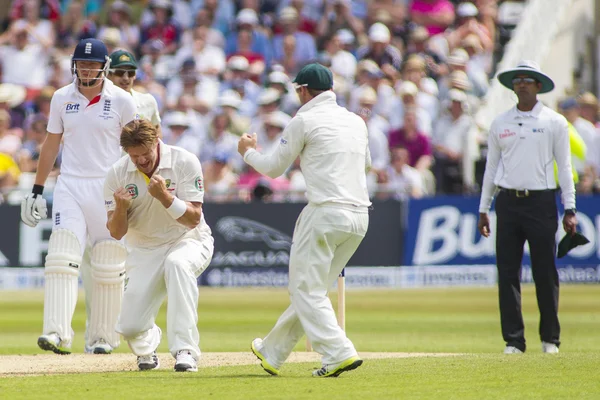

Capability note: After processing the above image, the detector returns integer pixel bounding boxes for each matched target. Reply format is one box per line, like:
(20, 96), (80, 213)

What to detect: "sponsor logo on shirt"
(105, 200), (114, 207)
(280, 138), (288, 145)
(65, 102), (80, 114)
(195, 177), (203, 191)
(125, 183), (139, 199)
(532, 128), (545, 133)
(166, 179), (176, 192)
(499, 129), (516, 139)
(54, 212), (60, 226)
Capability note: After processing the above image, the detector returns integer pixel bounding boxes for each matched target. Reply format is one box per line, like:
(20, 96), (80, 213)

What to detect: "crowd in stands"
(0, 0), (598, 204)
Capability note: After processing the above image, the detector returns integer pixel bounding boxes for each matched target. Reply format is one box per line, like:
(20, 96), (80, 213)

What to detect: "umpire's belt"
(498, 187), (556, 198)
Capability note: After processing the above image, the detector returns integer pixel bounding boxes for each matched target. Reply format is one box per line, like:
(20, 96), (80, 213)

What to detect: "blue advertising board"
(403, 195), (600, 267)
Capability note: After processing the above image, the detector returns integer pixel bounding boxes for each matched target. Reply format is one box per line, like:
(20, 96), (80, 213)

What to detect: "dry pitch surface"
(0, 352), (458, 376)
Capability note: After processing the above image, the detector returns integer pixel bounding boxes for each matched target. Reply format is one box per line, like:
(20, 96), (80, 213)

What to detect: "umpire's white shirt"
(104, 141), (212, 249)
(47, 78), (137, 178)
(244, 91), (372, 208)
(479, 101), (576, 213)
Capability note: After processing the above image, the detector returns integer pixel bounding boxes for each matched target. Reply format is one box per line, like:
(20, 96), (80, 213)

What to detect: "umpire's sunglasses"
(512, 77), (537, 85)
(109, 69), (137, 78)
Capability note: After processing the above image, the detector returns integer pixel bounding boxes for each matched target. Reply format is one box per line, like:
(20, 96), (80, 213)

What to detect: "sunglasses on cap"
(512, 77), (537, 85)
(293, 83), (308, 91)
(109, 69), (137, 78)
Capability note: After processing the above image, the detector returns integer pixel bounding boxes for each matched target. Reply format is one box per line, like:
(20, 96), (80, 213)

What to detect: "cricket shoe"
(312, 356), (363, 378)
(542, 342), (559, 354)
(86, 339), (113, 354)
(503, 346), (524, 354)
(137, 352), (160, 371)
(37, 333), (71, 355)
(251, 338), (280, 376)
(174, 350), (198, 372)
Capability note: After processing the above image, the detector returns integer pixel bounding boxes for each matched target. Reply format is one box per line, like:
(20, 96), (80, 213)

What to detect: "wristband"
(32, 184), (44, 196)
(166, 197), (187, 219)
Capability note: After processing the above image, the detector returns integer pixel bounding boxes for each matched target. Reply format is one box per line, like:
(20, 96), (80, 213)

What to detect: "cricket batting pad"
(89, 240), (127, 349)
(43, 229), (82, 344)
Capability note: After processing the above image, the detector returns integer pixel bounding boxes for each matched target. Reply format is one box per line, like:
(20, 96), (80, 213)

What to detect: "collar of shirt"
(511, 100), (543, 120)
(297, 91), (337, 114)
(126, 139), (172, 173)
(69, 77), (115, 101)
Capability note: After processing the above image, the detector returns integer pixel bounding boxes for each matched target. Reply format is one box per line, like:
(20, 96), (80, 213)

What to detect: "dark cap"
(558, 97), (579, 111)
(292, 63), (333, 90)
(110, 50), (137, 68)
(557, 232), (589, 258)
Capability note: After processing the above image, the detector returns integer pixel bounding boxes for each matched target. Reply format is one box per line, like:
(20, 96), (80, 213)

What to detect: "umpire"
(477, 61), (578, 354)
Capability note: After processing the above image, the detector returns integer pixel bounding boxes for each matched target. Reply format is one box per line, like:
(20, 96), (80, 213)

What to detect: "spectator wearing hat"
(225, 9), (272, 66)
(108, 50), (162, 131)
(356, 87), (389, 173)
(175, 25), (226, 77)
(98, 1), (140, 51)
(228, 27), (265, 65)
(273, 7), (317, 66)
(381, 146), (424, 200)
(0, 83), (27, 131)
(446, 2), (493, 54)
(272, 0), (318, 35)
(389, 81), (432, 136)
(161, 111), (203, 158)
(200, 111), (243, 171)
(348, 60), (396, 122)
(202, 150), (239, 203)
(166, 57), (219, 110)
(249, 88), (284, 141)
(316, 0), (365, 41)
(478, 61), (577, 355)
(410, 0), (455, 36)
(557, 98), (589, 179)
(320, 33), (357, 83)
(217, 90), (251, 136)
(401, 54), (440, 123)
(388, 108), (433, 175)
(220, 55), (261, 117)
(260, 112), (292, 156)
(139, 39), (176, 84)
(432, 89), (479, 194)
(577, 92), (600, 174)
(559, 97), (596, 165)
(140, 0), (182, 55)
(267, 69), (301, 115)
(0, 20), (51, 93)
(406, 25), (446, 81)
(356, 23), (403, 75)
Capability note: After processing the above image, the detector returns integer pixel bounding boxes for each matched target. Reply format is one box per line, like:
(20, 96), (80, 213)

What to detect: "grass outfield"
(1, 286), (599, 399)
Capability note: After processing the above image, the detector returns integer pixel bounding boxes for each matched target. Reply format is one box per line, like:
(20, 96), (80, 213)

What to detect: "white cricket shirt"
(244, 91), (372, 208)
(47, 78), (137, 178)
(479, 101), (576, 213)
(131, 89), (161, 126)
(104, 141), (212, 249)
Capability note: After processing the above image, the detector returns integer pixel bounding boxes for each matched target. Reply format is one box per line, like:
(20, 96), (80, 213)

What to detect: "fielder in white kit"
(20, 38), (137, 355)
(104, 119), (214, 372)
(238, 63), (371, 378)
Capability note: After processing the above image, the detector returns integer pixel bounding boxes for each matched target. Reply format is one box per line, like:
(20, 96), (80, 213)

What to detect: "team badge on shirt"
(165, 179), (171, 188)
(195, 177), (203, 191)
(125, 183), (139, 199)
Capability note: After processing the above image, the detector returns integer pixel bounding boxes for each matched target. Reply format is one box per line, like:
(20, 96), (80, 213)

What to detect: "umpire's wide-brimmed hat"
(557, 232), (590, 258)
(497, 60), (555, 94)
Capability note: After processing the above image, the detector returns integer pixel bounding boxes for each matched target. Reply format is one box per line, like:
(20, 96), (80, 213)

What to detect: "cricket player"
(20, 38), (137, 355)
(104, 119), (214, 372)
(107, 49), (161, 131)
(238, 63), (370, 377)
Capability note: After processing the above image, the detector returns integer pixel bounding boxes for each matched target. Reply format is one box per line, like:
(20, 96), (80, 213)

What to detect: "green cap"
(109, 50), (138, 69)
(557, 232), (589, 258)
(292, 63), (333, 90)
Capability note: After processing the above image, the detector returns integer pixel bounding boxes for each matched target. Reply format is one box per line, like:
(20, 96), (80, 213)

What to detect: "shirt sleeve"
(150, 95), (161, 126)
(120, 95), (137, 127)
(243, 115), (305, 179)
(176, 152), (205, 203)
(46, 93), (63, 134)
(478, 120), (501, 213)
(103, 166), (118, 212)
(553, 116), (576, 209)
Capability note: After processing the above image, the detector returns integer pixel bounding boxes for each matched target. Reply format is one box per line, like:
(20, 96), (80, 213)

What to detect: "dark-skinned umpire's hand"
(562, 213), (577, 236)
(478, 213), (490, 238)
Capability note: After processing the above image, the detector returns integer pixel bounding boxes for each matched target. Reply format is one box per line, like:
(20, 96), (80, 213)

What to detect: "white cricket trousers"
(261, 203), (369, 367)
(50, 175), (115, 344)
(116, 230), (214, 359)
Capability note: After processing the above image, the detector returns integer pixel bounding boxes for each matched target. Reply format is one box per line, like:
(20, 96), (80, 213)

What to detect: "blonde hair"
(120, 119), (159, 150)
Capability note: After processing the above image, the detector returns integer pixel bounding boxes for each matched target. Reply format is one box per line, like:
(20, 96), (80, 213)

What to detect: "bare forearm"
(35, 135), (61, 186)
(107, 208), (129, 240)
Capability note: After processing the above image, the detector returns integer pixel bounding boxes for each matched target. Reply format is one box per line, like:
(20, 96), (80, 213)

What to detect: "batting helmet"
(72, 38), (109, 65)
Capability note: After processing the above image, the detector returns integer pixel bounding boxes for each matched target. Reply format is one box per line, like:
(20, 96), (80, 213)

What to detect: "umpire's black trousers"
(495, 189), (560, 352)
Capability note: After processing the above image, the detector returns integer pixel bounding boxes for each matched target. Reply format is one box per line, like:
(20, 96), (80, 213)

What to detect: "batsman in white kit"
(104, 119), (214, 372)
(238, 63), (370, 377)
(20, 38), (137, 355)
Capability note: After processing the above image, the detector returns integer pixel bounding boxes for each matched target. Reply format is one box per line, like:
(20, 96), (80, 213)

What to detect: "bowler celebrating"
(21, 38), (137, 355)
(104, 119), (214, 372)
(239, 63), (371, 377)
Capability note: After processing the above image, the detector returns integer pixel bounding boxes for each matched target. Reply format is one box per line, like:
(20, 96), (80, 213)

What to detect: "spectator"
(237, 163), (290, 202)
(161, 111), (203, 157)
(166, 57), (219, 110)
(0, 110), (21, 157)
(382, 146), (424, 200)
(259, 111), (291, 156)
(10, 0), (57, 47)
(578, 92), (600, 127)
(0, 151), (20, 192)
(225, 8), (272, 66)
(409, 0), (455, 36)
(217, 89), (251, 136)
(401, 54), (440, 122)
(558, 97), (595, 173)
(348, 60), (396, 121)
(228, 26), (265, 65)
(432, 89), (478, 194)
(266, 69), (301, 115)
(57, 0), (97, 49)
(97, 1), (140, 51)
(272, 7), (317, 66)
(389, 80), (432, 136)
(356, 22), (403, 75)
(140, 0), (182, 55)
(406, 25), (446, 81)
(202, 151), (239, 202)
(175, 25), (226, 77)
(200, 111), (242, 171)
(316, 0), (365, 40)
(272, 0), (317, 35)
(250, 88), (283, 139)
(388, 108), (433, 171)
(356, 86), (390, 172)
(446, 2), (493, 54)
(18, 114), (60, 174)
(220, 56), (261, 117)
(0, 83), (27, 132)
(139, 39), (176, 85)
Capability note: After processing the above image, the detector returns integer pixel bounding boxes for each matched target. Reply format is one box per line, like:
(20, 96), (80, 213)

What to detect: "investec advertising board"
(403, 196), (600, 283)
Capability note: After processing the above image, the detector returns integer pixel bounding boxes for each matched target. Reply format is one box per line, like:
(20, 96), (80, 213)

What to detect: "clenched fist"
(238, 133), (258, 157)
(114, 187), (133, 209)
(148, 174), (169, 202)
